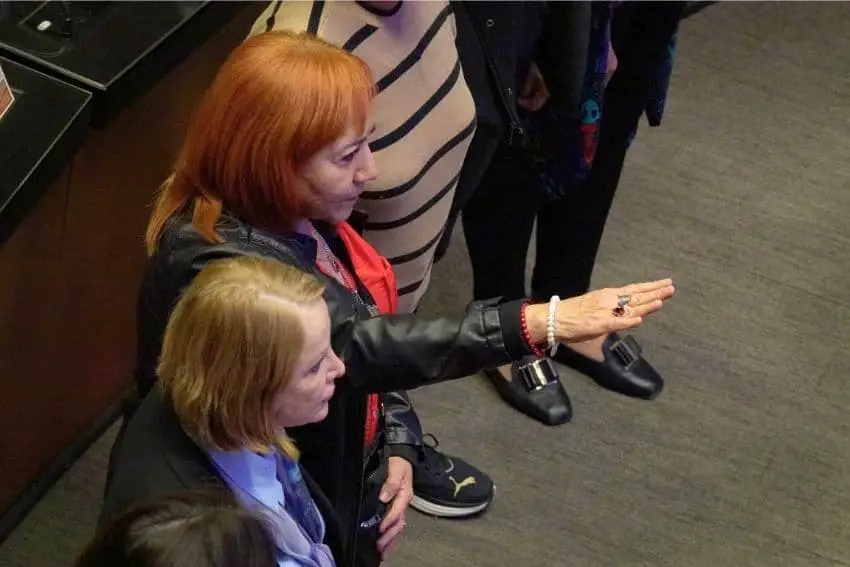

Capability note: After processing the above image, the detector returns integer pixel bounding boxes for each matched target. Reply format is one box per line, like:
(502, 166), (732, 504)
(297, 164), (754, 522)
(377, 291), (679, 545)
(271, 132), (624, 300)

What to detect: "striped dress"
(251, 1), (477, 313)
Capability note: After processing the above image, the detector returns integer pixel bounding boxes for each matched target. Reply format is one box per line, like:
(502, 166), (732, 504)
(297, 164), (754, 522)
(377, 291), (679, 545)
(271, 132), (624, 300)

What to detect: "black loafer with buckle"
(555, 333), (664, 400)
(484, 357), (573, 426)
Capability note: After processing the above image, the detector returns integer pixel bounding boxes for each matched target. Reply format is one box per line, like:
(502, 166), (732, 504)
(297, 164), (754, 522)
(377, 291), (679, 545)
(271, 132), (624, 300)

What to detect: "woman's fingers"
(379, 496), (406, 532)
(377, 517), (406, 552)
(553, 280), (674, 342)
(632, 286), (675, 308)
(629, 299), (664, 319)
(622, 279), (674, 295)
(608, 294), (669, 333)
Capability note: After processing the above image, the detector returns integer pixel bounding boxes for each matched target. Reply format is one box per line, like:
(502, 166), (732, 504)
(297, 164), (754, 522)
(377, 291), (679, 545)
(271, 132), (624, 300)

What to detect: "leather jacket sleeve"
(381, 391), (423, 462)
(345, 298), (530, 465)
(337, 297), (532, 395)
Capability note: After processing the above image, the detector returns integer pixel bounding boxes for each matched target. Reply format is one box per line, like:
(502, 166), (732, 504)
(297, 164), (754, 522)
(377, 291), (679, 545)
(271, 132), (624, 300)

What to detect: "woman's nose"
(354, 146), (378, 183)
(330, 351), (345, 381)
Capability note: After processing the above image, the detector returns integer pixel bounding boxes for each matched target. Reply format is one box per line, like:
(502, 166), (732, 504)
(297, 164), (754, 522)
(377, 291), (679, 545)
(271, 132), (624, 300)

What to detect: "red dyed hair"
(145, 31), (375, 255)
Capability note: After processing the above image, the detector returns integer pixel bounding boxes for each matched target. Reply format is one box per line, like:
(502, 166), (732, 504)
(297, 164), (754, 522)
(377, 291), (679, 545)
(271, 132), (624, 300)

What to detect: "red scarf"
(320, 222), (398, 448)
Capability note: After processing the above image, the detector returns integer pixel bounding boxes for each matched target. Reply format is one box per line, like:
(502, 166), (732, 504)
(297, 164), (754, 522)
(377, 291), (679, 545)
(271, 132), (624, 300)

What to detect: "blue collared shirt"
(208, 448), (335, 567)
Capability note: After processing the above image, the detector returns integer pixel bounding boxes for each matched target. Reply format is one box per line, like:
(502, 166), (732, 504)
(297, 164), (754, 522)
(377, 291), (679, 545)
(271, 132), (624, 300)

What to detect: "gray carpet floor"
(2, 2), (849, 566)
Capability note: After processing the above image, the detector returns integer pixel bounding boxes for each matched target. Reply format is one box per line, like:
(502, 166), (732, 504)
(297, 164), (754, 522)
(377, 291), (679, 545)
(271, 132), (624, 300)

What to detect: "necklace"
(310, 224), (377, 315)
(311, 225), (355, 290)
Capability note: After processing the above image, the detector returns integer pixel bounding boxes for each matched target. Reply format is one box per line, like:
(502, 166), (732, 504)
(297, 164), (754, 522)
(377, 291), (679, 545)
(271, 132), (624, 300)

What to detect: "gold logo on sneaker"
(449, 475), (477, 497)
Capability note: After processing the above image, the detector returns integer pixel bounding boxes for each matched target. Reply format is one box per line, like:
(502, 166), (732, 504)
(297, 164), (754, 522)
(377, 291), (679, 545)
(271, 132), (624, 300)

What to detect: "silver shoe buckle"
(517, 357), (559, 392)
(610, 335), (643, 369)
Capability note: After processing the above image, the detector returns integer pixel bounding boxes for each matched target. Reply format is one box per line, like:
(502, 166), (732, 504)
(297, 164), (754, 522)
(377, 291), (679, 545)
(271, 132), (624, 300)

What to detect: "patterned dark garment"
(522, 1), (617, 200)
(524, 2), (681, 200)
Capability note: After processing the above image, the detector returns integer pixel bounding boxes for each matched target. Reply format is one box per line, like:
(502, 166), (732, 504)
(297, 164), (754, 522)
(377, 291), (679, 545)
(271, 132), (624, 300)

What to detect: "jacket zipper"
(468, 9), (525, 145)
(351, 471), (365, 567)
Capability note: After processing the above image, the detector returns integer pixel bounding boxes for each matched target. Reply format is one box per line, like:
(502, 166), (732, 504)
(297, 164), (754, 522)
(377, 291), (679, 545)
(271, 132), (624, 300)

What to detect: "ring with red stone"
(612, 294), (632, 317)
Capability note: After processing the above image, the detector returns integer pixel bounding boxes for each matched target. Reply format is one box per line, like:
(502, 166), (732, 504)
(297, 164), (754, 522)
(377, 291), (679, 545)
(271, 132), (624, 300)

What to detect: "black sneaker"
(410, 434), (495, 518)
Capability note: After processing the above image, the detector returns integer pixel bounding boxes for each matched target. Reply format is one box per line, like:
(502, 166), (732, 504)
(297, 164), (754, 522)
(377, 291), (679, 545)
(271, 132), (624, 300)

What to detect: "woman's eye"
(309, 356), (324, 374)
(341, 147), (360, 163)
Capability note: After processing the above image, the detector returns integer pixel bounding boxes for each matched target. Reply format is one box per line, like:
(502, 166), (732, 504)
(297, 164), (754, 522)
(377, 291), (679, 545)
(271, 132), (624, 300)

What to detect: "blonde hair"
(157, 256), (326, 459)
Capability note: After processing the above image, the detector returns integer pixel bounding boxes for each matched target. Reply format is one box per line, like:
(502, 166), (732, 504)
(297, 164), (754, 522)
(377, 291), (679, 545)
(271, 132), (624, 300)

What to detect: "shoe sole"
(409, 485), (496, 519)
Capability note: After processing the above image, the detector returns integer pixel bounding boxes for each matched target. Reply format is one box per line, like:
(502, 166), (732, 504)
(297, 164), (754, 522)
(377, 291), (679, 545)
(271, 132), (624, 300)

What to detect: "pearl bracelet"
(547, 295), (560, 356)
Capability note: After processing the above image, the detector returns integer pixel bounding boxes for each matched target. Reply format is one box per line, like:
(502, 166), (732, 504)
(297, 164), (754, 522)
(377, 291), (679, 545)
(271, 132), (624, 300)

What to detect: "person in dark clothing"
(446, 2), (686, 425)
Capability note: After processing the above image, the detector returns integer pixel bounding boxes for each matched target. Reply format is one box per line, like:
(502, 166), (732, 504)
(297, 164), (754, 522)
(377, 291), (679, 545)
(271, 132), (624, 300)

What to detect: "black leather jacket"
(133, 215), (533, 564)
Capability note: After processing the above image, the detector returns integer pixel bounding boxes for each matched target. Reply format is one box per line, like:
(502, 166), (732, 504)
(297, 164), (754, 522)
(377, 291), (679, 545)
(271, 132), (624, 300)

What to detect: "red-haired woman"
(124, 31), (674, 567)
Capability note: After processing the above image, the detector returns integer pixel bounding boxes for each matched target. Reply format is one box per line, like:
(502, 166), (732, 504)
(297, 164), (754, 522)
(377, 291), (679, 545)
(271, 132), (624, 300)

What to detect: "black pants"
(462, 2), (685, 303)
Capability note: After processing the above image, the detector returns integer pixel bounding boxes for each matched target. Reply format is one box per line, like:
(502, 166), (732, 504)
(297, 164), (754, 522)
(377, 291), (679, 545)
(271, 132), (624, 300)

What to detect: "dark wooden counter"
(0, 55), (92, 521)
(0, 57), (91, 245)
(0, 1), (247, 126)
(0, 1), (265, 536)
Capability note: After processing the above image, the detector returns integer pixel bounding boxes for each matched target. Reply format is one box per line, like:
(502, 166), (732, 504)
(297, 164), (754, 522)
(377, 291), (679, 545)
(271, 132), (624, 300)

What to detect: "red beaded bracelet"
(520, 301), (544, 358)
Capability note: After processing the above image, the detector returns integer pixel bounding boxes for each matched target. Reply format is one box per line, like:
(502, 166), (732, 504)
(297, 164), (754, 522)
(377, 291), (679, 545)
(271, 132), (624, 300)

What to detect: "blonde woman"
(102, 257), (344, 567)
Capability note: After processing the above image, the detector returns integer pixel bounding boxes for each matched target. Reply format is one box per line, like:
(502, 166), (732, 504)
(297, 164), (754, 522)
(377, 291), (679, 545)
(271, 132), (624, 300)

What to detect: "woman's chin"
(335, 201), (358, 221)
(309, 403), (330, 424)
(315, 211), (351, 226)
